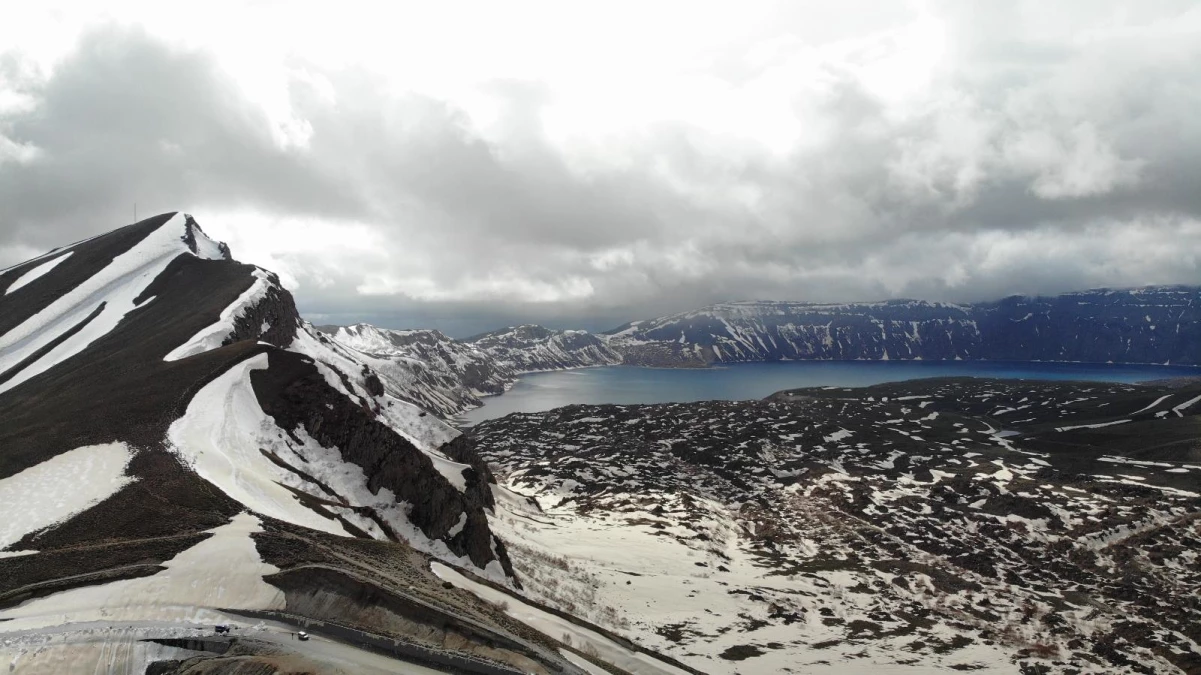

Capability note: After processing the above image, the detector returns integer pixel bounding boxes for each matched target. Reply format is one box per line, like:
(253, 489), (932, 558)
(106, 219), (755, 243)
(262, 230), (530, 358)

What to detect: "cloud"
(1, 3), (1199, 336)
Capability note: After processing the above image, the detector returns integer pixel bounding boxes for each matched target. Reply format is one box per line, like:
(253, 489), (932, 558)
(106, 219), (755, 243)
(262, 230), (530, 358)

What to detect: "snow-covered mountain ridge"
(0, 214), (618, 674)
(605, 288), (1201, 366)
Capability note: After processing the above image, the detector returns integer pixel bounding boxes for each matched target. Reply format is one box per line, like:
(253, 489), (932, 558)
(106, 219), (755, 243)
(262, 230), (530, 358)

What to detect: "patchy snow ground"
(474, 381), (1201, 674)
(0, 442), (134, 551)
(488, 489), (1014, 675)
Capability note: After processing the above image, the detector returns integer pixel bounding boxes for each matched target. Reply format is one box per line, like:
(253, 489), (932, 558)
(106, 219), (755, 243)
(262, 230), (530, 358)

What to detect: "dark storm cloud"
(1, 9), (1199, 336)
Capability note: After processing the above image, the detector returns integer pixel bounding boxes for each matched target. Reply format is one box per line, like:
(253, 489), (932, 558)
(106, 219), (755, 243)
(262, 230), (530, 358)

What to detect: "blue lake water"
(457, 361), (1201, 425)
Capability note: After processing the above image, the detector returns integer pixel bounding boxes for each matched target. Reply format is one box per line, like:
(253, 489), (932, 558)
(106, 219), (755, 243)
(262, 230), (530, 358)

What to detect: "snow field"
(490, 490), (1018, 674)
(0, 442), (134, 551)
(167, 354), (348, 536)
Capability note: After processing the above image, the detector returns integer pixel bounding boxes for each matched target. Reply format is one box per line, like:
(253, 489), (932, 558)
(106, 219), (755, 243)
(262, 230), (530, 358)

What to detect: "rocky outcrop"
(226, 270), (300, 349)
(181, 214), (232, 260)
(250, 349), (509, 574)
(606, 286), (1201, 366)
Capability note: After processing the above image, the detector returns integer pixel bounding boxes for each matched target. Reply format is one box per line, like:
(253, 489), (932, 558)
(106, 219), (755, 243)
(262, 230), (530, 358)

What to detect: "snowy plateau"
(0, 213), (1199, 675)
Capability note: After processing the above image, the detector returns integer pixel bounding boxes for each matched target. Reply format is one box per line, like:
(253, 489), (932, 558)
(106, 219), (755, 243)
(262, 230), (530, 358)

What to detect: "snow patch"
(166, 354), (347, 536)
(0, 442), (133, 550)
(1130, 395), (1171, 415)
(1055, 419), (1131, 432)
(1172, 393), (1201, 416)
(448, 512), (468, 537)
(4, 251), (73, 295)
(823, 429), (853, 443)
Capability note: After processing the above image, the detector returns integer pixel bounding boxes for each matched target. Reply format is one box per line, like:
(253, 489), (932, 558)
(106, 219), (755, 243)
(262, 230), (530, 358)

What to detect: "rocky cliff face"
(606, 287), (1200, 366)
(973, 287), (1199, 363)
(250, 349), (509, 574)
(466, 324), (622, 372)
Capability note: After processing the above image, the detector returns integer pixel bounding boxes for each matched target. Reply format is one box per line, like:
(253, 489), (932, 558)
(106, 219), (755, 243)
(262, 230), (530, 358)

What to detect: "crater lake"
(457, 360), (1201, 425)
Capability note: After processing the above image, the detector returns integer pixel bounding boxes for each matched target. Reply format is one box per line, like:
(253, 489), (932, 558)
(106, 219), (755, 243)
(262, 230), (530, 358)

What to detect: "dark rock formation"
(225, 270), (300, 348)
(250, 349), (508, 573)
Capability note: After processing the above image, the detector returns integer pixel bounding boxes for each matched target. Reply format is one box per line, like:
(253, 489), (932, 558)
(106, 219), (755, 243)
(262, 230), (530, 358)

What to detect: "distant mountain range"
(605, 289), (1200, 367)
(466, 323), (622, 372)
(314, 287), (1199, 417)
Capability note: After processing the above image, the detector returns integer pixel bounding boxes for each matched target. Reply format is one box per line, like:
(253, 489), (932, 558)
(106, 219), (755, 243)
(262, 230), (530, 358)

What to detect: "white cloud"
(0, 1), (1198, 333)
(1014, 123), (1144, 199)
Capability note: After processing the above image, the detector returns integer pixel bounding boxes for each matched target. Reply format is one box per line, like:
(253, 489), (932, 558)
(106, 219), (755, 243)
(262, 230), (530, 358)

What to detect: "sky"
(1, 1), (1199, 337)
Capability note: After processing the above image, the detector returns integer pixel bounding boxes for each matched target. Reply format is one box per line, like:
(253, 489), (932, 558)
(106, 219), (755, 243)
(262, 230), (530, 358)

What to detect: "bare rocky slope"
(0, 214), (627, 675)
